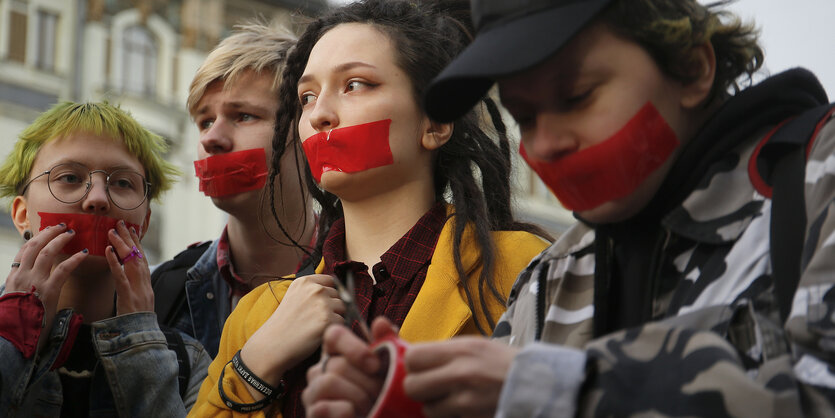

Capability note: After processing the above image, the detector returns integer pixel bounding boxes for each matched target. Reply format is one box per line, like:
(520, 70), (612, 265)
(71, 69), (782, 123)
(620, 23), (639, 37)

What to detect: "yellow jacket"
(188, 216), (548, 417)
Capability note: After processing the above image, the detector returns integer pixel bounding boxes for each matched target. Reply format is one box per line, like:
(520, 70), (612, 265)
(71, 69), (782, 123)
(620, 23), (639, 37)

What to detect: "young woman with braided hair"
(188, 1), (550, 416)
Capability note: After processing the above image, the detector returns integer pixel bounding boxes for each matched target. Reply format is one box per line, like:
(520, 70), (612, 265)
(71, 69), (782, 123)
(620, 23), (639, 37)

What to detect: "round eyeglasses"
(19, 162), (151, 210)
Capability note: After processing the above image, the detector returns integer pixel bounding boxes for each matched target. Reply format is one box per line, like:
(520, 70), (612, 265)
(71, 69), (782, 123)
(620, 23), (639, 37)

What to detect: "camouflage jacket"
(494, 69), (835, 417)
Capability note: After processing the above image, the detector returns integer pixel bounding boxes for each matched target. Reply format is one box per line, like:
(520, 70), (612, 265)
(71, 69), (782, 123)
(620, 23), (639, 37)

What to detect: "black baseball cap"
(424, 0), (613, 122)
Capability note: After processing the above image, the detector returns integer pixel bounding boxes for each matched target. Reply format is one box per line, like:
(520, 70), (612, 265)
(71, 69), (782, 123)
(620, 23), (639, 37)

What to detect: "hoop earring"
(23, 230), (32, 241)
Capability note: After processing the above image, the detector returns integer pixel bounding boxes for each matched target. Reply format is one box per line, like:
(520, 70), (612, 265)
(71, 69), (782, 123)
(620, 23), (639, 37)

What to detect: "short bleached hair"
(187, 22), (297, 116)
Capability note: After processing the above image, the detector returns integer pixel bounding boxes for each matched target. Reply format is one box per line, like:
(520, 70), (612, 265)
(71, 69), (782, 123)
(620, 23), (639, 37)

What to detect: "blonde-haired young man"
(152, 23), (316, 359)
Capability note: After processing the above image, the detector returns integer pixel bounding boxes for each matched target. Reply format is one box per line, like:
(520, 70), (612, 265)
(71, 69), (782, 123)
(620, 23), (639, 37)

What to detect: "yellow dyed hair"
(187, 21), (297, 116)
(0, 101), (180, 202)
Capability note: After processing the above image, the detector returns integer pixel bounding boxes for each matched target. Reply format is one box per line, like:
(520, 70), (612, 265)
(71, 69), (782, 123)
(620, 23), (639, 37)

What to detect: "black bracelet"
(216, 351), (285, 413)
(232, 349), (282, 398)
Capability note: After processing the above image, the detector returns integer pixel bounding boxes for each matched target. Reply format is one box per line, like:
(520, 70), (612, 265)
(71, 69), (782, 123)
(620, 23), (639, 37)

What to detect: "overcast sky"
(722, 0), (835, 96)
(326, 0), (835, 97)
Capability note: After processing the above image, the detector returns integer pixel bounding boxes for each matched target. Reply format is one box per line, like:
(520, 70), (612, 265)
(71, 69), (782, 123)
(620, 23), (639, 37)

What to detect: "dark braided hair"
(268, 0), (549, 335)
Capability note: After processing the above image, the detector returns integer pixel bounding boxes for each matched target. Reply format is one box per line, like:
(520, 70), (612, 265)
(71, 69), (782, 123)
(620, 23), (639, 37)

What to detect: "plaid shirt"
(283, 202), (448, 418)
(215, 227), (247, 308)
(217, 220), (320, 309)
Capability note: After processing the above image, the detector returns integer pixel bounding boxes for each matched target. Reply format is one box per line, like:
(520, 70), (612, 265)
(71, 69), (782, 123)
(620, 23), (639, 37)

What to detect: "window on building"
(36, 10), (58, 71)
(123, 25), (157, 97)
(8, 8), (27, 63)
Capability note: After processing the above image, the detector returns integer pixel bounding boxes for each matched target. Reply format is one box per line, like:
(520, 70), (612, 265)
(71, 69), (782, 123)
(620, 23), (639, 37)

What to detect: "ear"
(11, 196), (30, 236)
(421, 120), (453, 151)
(140, 206), (152, 240)
(680, 42), (717, 109)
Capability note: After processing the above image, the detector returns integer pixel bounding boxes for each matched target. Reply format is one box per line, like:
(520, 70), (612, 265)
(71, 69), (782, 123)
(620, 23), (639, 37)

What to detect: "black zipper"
(646, 228), (672, 321)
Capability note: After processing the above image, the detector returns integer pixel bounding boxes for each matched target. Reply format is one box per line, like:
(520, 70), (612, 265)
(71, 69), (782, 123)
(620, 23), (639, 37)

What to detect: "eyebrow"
(298, 61), (379, 86)
(195, 100), (270, 116)
(43, 159), (140, 173)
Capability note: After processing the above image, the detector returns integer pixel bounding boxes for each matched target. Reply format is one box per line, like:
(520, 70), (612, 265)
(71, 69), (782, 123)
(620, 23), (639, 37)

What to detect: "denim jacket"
(0, 309), (210, 417)
(166, 239), (230, 359)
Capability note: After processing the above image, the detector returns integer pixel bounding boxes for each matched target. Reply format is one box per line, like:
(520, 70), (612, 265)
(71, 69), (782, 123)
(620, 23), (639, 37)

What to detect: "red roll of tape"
(368, 336), (425, 418)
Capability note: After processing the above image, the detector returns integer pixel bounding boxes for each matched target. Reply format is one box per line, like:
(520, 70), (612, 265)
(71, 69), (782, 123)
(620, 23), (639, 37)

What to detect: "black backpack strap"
(160, 325), (191, 399)
(151, 241), (212, 326)
(294, 251), (321, 277)
(760, 104), (834, 322)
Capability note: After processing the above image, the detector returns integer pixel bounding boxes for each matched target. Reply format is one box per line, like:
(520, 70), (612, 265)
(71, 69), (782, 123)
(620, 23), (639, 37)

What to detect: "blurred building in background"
(0, 0), (573, 277)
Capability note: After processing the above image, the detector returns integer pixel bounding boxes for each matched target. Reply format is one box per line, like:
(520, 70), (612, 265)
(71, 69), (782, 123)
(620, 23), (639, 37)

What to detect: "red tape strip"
(193, 148), (268, 197)
(520, 102), (679, 212)
(302, 119), (394, 183)
(38, 212), (139, 256)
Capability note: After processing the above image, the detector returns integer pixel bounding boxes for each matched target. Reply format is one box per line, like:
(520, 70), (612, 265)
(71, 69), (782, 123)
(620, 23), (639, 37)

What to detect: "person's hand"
(4, 223), (88, 347)
(106, 220), (153, 315)
(241, 274), (346, 391)
(303, 317), (398, 418)
(403, 337), (519, 418)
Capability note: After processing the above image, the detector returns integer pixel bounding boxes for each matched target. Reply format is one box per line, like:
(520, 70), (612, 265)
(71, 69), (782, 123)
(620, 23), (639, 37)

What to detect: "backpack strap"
(759, 104), (835, 322)
(160, 325), (191, 399)
(151, 241), (212, 327)
(294, 251), (321, 277)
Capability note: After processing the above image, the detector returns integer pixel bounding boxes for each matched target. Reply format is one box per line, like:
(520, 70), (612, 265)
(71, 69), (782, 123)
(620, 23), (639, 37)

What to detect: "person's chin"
(572, 167), (669, 224)
(74, 255), (111, 275)
(572, 189), (653, 224)
(210, 187), (264, 212)
(575, 201), (641, 224)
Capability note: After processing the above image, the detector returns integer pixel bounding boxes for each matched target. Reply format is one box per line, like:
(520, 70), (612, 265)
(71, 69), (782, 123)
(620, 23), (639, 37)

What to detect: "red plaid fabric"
(215, 227), (249, 305)
(282, 203), (448, 418)
(219, 216), (320, 307)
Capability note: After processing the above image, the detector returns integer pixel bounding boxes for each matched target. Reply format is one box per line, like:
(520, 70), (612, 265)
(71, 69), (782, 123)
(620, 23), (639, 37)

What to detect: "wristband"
(217, 350), (285, 413)
(232, 349), (283, 398)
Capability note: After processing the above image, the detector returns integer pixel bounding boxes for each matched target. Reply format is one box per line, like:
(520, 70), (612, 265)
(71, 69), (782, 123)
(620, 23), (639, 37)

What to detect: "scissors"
(332, 269), (373, 342)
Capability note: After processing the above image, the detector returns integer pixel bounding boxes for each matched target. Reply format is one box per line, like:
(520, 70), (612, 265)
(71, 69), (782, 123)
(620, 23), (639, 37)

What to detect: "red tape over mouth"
(302, 119), (394, 183)
(38, 212), (139, 256)
(194, 148), (268, 197)
(520, 102), (679, 212)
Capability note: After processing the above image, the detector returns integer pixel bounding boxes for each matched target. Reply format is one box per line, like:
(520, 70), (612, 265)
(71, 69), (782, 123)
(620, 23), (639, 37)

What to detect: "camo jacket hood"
(494, 69), (835, 417)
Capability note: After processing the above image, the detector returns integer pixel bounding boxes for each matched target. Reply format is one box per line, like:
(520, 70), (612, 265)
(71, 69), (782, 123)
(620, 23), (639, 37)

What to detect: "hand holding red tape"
(368, 335), (425, 418)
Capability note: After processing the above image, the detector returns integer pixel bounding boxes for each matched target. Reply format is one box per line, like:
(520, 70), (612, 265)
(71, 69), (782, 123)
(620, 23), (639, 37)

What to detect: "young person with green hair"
(0, 101), (210, 416)
(304, 0), (835, 416)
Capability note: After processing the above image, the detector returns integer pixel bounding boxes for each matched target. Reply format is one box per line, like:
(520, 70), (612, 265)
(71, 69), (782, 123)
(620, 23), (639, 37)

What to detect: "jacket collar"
(315, 205), (475, 342)
(187, 239), (221, 281)
(399, 205), (477, 342)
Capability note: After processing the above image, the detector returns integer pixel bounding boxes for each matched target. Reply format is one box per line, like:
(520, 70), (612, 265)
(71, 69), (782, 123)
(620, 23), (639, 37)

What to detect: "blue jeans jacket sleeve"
(93, 311), (210, 416)
(0, 309), (210, 416)
(0, 309), (74, 416)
